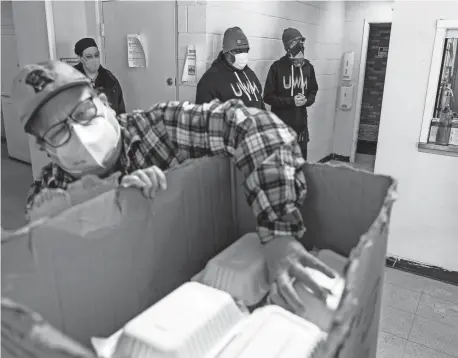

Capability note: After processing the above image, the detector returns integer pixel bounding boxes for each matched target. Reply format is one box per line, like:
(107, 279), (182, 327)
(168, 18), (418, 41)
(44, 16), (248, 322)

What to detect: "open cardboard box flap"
(1, 157), (397, 358)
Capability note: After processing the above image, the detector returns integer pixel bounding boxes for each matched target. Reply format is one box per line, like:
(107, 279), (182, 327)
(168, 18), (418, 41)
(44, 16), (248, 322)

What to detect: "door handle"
(166, 78), (174, 86)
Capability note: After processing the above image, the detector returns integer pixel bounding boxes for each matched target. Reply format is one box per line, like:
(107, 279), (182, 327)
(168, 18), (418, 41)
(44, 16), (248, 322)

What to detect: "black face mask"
(288, 42), (304, 57)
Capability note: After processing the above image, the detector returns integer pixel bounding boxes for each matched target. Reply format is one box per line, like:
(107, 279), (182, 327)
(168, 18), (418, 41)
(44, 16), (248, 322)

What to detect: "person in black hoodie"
(73, 37), (126, 115)
(264, 28), (318, 160)
(196, 27), (265, 109)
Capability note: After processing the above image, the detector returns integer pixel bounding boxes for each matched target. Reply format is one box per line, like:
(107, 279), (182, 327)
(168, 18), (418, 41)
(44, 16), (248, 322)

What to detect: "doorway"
(100, 0), (178, 112)
(351, 21), (392, 171)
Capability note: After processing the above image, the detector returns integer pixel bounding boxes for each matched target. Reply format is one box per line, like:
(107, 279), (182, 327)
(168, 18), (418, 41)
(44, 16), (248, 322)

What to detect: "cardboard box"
(1, 158), (397, 357)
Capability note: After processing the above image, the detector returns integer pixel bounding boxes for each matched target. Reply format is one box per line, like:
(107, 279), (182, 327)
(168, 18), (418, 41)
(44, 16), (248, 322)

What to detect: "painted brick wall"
(177, 0), (344, 162)
(358, 23), (391, 143)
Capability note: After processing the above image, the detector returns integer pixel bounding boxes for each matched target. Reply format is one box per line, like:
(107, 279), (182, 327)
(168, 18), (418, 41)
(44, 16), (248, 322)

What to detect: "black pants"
(298, 135), (308, 161)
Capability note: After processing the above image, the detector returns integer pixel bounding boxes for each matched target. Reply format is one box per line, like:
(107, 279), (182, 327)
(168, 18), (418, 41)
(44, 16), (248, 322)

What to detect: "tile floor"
(378, 267), (458, 358)
(2, 143), (458, 358)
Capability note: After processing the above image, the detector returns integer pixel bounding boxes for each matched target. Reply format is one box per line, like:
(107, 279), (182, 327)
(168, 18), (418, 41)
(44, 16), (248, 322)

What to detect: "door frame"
(350, 18), (392, 163)
(97, 0), (179, 101)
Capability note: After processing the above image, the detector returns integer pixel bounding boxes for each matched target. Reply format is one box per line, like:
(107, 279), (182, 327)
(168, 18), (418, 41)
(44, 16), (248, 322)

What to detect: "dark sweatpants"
(297, 132), (308, 161)
(299, 140), (308, 161)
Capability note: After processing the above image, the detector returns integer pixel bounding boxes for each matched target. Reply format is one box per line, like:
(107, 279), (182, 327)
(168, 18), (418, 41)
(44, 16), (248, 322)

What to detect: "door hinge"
(100, 23), (105, 37)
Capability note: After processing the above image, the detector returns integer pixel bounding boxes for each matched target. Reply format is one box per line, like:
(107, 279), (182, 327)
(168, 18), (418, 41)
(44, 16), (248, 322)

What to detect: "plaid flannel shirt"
(26, 99), (307, 243)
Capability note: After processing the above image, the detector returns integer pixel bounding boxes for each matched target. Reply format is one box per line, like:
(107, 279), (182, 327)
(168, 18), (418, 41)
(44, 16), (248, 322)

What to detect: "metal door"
(101, 1), (177, 112)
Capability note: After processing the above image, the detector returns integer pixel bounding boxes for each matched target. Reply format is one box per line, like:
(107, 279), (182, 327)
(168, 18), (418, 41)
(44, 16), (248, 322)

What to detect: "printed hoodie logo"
(230, 72), (260, 102)
(283, 75), (308, 91)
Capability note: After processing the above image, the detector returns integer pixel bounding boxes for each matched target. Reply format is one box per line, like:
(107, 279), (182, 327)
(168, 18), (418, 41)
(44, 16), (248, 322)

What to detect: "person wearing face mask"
(196, 27), (265, 109)
(73, 37), (126, 115)
(264, 28), (318, 161)
(12, 60), (336, 315)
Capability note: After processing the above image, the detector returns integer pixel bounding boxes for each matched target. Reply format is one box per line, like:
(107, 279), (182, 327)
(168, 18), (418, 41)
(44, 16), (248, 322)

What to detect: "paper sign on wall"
(127, 34), (147, 68)
(182, 45), (197, 83)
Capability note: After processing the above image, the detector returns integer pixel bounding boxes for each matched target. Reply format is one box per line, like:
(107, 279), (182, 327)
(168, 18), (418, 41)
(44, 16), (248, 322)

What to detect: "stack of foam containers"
(210, 305), (327, 357)
(92, 237), (349, 357)
(110, 282), (245, 358)
(193, 232), (348, 331)
(192, 233), (270, 310)
(95, 282), (326, 358)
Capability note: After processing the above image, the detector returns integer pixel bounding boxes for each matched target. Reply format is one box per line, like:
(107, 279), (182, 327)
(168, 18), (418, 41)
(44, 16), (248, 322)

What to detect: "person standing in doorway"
(263, 28), (318, 160)
(74, 37), (126, 115)
(196, 27), (265, 109)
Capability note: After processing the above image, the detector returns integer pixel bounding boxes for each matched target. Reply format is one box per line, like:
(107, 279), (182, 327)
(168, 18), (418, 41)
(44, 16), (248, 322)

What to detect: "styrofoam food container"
(111, 282), (244, 358)
(317, 249), (348, 275)
(294, 267), (345, 331)
(210, 305), (327, 358)
(198, 233), (269, 306)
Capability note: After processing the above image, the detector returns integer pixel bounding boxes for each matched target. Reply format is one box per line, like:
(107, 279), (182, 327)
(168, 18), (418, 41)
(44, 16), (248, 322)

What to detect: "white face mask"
(51, 106), (121, 176)
(233, 53), (249, 70)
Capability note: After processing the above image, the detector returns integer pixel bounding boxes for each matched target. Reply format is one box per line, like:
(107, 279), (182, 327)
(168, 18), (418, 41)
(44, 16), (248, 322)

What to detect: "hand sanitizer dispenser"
(339, 84), (354, 110)
(342, 52), (355, 81)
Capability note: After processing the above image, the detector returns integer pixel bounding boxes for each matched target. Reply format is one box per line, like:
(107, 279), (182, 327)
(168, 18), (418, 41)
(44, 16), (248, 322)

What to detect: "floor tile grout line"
(380, 329), (409, 341)
(383, 303), (417, 315)
(380, 329), (458, 358)
(384, 281), (458, 305)
(414, 292), (422, 314)
(413, 312), (458, 330)
(384, 282), (423, 293)
(406, 312), (416, 341)
(405, 338), (458, 358)
(384, 301), (458, 331)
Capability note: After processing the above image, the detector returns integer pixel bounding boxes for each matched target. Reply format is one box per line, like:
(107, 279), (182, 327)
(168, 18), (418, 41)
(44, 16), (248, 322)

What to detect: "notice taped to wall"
(182, 45), (197, 83)
(127, 34), (147, 68)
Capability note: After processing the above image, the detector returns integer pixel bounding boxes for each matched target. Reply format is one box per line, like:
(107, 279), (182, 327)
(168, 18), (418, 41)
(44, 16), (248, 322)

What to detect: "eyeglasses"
(83, 53), (100, 60)
(231, 48), (249, 55)
(38, 97), (99, 148)
(289, 39), (306, 49)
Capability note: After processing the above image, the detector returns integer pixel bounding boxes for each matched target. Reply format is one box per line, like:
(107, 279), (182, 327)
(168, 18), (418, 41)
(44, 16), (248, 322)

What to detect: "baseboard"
(332, 154), (350, 162)
(318, 154), (334, 163)
(317, 153), (351, 163)
(386, 256), (458, 286)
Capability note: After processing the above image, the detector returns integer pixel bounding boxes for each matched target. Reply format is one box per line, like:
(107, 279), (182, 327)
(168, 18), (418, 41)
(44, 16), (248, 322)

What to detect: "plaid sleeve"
(25, 164), (75, 221)
(145, 99), (307, 243)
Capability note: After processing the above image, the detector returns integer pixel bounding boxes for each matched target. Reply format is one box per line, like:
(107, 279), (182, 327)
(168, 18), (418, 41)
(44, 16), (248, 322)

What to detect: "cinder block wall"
(177, 0), (344, 162)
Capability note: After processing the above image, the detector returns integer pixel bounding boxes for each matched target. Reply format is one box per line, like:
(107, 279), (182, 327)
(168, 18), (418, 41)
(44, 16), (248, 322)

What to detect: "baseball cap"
(11, 61), (91, 133)
(282, 28), (305, 51)
(222, 27), (249, 53)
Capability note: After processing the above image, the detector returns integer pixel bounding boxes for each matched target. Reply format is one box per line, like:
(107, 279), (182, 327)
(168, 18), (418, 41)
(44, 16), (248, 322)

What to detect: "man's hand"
(120, 166), (167, 199)
(294, 94), (307, 107)
(262, 236), (336, 312)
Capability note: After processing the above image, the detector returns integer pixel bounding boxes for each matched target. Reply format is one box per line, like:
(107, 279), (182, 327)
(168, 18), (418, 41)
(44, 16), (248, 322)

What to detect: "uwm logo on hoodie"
(283, 75), (308, 91)
(230, 72), (261, 102)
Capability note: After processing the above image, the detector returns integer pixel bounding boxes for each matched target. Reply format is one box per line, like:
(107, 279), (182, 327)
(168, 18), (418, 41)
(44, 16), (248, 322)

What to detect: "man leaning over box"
(11, 61), (335, 314)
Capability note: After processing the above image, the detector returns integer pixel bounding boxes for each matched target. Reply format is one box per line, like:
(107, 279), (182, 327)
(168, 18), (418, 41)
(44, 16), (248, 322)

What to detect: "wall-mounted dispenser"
(339, 83), (354, 110)
(342, 52), (355, 81)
